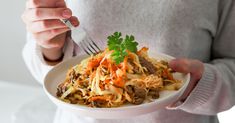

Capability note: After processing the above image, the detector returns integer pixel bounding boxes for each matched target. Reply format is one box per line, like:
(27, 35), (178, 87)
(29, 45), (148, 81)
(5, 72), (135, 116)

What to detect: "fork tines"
(79, 36), (101, 55)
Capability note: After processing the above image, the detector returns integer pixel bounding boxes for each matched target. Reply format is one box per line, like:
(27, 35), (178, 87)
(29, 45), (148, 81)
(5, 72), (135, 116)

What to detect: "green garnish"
(107, 32), (138, 64)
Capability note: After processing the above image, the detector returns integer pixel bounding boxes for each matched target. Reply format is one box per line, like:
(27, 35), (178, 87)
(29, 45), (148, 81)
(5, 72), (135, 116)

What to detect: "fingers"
(26, 0), (65, 8)
(169, 58), (204, 80)
(69, 16), (80, 27)
(23, 0), (70, 22)
(34, 27), (70, 48)
(188, 60), (204, 81)
(27, 16), (79, 33)
(22, 8), (72, 22)
(27, 19), (67, 33)
(169, 59), (191, 74)
(22, 0), (80, 51)
(168, 58), (204, 104)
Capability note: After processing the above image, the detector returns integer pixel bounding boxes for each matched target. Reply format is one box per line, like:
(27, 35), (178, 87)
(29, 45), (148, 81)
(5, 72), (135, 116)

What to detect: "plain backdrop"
(0, 0), (38, 86)
(0, 0), (234, 123)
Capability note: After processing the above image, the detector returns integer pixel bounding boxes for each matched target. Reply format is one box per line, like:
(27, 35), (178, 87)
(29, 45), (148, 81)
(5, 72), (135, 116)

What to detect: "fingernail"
(62, 9), (72, 18)
(71, 20), (79, 27)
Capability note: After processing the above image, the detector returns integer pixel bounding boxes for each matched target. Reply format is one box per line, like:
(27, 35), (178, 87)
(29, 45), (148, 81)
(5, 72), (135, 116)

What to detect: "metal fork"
(61, 19), (101, 55)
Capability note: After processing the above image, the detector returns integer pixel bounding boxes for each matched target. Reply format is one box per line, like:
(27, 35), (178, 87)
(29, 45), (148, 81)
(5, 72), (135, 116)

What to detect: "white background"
(0, 0), (38, 86)
(0, 0), (234, 123)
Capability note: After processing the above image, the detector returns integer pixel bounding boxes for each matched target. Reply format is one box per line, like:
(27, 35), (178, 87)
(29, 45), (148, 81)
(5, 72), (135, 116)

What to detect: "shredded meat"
(91, 100), (108, 108)
(56, 83), (66, 97)
(138, 56), (157, 74)
(147, 88), (160, 99)
(125, 85), (146, 105)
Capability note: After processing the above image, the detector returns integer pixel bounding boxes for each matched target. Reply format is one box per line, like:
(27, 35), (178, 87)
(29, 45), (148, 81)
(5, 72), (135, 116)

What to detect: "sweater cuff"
(167, 64), (216, 111)
(36, 36), (75, 67)
(34, 36), (75, 84)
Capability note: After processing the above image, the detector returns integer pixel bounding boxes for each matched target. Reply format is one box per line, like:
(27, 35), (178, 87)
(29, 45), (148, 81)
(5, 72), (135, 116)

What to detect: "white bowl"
(43, 52), (190, 119)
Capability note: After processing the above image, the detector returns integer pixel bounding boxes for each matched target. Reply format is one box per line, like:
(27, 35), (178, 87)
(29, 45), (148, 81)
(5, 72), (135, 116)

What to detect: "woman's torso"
(60, 0), (220, 123)
(67, 0), (218, 62)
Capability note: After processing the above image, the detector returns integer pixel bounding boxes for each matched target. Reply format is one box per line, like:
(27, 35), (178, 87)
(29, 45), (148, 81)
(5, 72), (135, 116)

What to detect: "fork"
(61, 19), (101, 55)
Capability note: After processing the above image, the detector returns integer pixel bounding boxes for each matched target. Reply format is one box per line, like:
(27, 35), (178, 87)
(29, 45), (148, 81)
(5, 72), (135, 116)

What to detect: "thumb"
(169, 58), (204, 81)
(169, 58), (191, 74)
(168, 58), (204, 105)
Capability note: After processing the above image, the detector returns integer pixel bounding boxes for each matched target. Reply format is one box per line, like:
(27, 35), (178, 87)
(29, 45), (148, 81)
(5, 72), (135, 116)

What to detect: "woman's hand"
(169, 58), (204, 102)
(21, 0), (79, 61)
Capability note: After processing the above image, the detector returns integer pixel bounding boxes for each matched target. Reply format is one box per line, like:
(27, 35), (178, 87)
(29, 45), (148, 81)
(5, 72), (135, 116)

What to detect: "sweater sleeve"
(22, 33), (76, 85)
(168, 0), (235, 115)
(22, 0), (83, 85)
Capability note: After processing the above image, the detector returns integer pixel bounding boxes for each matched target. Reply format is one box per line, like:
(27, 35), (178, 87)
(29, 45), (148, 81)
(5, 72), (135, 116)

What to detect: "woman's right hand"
(22, 0), (79, 61)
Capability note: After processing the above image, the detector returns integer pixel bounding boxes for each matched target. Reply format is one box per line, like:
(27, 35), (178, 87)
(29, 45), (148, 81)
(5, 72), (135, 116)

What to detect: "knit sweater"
(22, 0), (235, 123)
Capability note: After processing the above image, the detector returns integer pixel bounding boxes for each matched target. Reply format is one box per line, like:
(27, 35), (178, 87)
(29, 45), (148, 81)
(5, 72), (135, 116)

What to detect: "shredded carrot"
(99, 83), (105, 90)
(104, 79), (110, 84)
(163, 69), (174, 80)
(126, 50), (136, 60)
(87, 57), (103, 71)
(137, 47), (149, 55)
(113, 77), (125, 88)
(100, 59), (108, 66)
(90, 96), (108, 101)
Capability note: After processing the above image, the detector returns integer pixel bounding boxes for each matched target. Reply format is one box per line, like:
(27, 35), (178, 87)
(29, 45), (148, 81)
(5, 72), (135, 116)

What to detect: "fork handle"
(60, 19), (75, 29)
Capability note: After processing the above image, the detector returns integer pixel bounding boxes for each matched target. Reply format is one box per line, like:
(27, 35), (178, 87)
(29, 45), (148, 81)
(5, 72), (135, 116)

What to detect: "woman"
(21, 0), (235, 123)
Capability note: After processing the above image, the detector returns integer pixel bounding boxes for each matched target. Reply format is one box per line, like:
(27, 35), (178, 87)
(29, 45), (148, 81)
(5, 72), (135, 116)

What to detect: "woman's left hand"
(169, 58), (204, 102)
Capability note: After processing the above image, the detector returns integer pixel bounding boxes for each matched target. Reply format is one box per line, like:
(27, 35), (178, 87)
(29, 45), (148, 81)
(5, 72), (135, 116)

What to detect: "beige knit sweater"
(23, 0), (235, 123)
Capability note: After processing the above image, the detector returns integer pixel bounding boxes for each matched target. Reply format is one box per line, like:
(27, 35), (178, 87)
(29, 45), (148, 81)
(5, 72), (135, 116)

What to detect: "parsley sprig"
(107, 32), (138, 64)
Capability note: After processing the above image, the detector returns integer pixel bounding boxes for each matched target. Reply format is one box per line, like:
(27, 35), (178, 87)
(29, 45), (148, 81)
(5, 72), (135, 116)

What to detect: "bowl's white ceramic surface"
(44, 52), (190, 119)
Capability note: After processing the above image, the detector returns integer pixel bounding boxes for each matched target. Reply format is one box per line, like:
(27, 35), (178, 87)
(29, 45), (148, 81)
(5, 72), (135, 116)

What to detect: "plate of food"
(43, 32), (190, 119)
